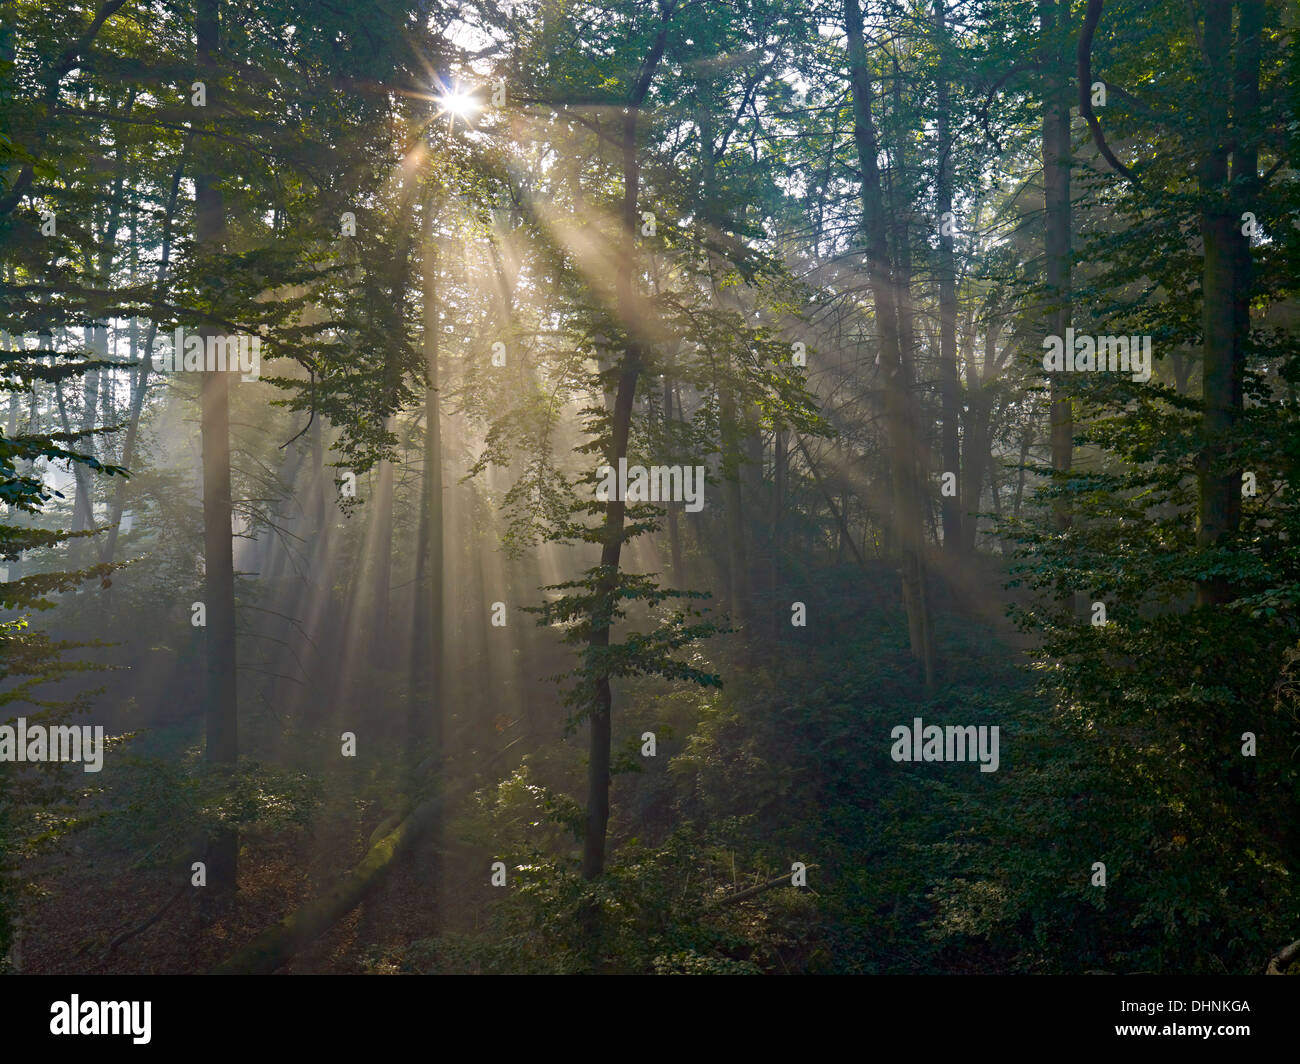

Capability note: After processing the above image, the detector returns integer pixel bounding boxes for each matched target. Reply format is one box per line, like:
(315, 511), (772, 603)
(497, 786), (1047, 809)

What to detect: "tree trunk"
(961, 320), (1000, 553)
(70, 324), (99, 540)
(845, 0), (934, 689)
(698, 95), (751, 634)
(772, 428), (785, 638)
(935, 0), (962, 555)
(582, 13), (674, 882)
(369, 447), (395, 660)
(1041, 0), (1073, 539)
(1195, 0), (1256, 607)
(196, 0), (238, 894)
(1013, 424), (1032, 520)
(719, 386), (750, 629)
(101, 149), (186, 564)
(663, 374), (684, 585)
(411, 200), (445, 763)
(215, 782), (446, 974)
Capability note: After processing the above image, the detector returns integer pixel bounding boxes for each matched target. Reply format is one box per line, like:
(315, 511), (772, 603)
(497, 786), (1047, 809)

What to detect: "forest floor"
(16, 554), (1034, 975)
(17, 820), (484, 974)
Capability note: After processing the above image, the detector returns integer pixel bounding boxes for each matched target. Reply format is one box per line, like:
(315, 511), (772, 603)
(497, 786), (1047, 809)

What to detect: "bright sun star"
(435, 87), (480, 127)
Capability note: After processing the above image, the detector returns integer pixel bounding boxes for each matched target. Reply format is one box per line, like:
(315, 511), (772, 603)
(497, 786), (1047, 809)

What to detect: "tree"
(844, 0), (934, 688)
(194, 0), (239, 897)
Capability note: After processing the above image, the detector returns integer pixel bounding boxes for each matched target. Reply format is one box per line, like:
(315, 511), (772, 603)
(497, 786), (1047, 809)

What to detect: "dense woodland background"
(2, 0), (1300, 975)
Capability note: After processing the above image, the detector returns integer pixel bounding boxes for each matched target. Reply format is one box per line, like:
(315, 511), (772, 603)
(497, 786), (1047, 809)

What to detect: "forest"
(2, 0), (1299, 979)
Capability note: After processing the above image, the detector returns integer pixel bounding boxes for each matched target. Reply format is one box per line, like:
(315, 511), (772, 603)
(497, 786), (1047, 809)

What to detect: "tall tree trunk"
(311, 408), (325, 532)
(1194, 0), (1255, 607)
(4, 328), (17, 584)
(698, 95), (751, 634)
(70, 324), (99, 539)
(196, 0), (238, 894)
(663, 373), (683, 585)
(1013, 424), (1032, 519)
(1041, 0), (1073, 539)
(101, 149), (187, 564)
(366, 171), (416, 670)
(772, 428), (785, 638)
(369, 444), (395, 660)
(583, 10), (674, 882)
(935, 1), (962, 554)
(961, 321), (1000, 553)
(718, 383), (750, 629)
(845, 0), (934, 689)
(887, 57), (936, 674)
(888, 54), (925, 537)
(411, 199), (445, 760)
(70, 97), (133, 559)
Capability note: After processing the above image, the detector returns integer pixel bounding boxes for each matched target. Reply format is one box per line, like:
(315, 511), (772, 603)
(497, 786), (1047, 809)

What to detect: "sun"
(435, 86), (480, 128)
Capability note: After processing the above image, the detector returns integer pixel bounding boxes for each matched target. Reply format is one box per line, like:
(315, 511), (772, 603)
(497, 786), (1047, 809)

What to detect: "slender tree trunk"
(197, 0), (238, 894)
(741, 410), (763, 613)
(4, 328), (17, 585)
(583, 202), (638, 881)
(311, 411), (325, 532)
(697, 95), (751, 634)
(935, 2), (962, 556)
(961, 320), (999, 553)
(370, 444), (395, 660)
(886, 61), (936, 675)
(845, 0), (934, 689)
(100, 324), (114, 464)
(772, 428), (785, 638)
(583, 11), (674, 882)
(888, 56), (926, 547)
(1013, 425), (1032, 519)
(71, 324), (98, 539)
(102, 149), (186, 563)
(663, 374), (684, 585)
(70, 101), (133, 557)
(363, 171), (415, 669)
(411, 200), (444, 759)
(1041, 0), (1073, 539)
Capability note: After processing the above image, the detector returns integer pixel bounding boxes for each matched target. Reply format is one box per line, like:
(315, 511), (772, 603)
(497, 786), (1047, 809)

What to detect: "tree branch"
(706, 865), (818, 908)
(1078, 0), (1141, 186)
